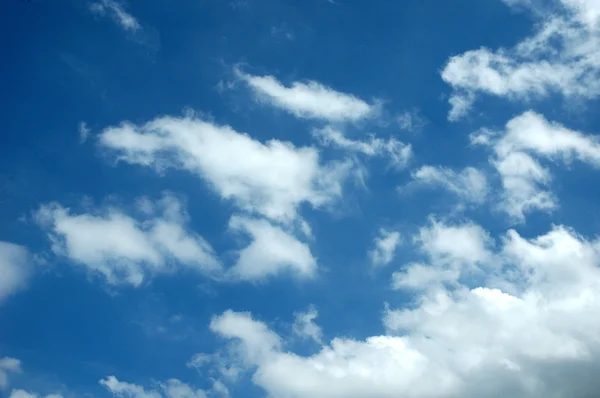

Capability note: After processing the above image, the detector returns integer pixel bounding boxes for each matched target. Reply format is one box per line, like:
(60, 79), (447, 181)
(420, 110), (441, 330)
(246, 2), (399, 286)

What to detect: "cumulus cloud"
(368, 229), (401, 267)
(442, 0), (600, 119)
(292, 306), (323, 344)
(100, 376), (209, 398)
(205, 220), (600, 398)
(312, 126), (412, 169)
(0, 357), (21, 390)
(0, 242), (31, 303)
(227, 216), (318, 281)
(89, 0), (141, 32)
(472, 111), (600, 221)
(408, 165), (488, 204)
(34, 193), (222, 287)
(98, 114), (352, 222)
(235, 70), (379, 123)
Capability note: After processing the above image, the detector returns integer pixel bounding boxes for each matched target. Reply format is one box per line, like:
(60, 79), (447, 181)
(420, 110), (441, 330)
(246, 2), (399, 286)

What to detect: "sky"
(3, 0), (600, 397)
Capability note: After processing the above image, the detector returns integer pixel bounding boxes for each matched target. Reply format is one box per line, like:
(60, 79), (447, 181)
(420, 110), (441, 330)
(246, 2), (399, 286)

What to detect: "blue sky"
(3, 0), (600, 397)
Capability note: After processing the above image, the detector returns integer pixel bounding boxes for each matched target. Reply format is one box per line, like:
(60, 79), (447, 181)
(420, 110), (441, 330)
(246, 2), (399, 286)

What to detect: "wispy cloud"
(89, 0), (140, 32)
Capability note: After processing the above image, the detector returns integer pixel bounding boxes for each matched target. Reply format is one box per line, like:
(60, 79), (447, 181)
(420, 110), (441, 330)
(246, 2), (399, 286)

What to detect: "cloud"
(292, 306), (323, 344)
(98, 114), (352, 222)
(368, 229), (401, 267)
(78, 121), (90, 143)
(442, 1), (600, 119)
(89, 0), (141, 32)
(0, 242), (31, 303)
(472, 110), (600, 221)
(100, 376), (211, 398)
(35, 193), (222, 287)
(235, 70), (379, 123)
(397, 109), (427, 133)
(9, 391), (62, 398)
(206, 220), (600, 398)
(227, 216), (317, 281)
(312, 126), (413, 169)
(0, 357), (21, 390)
(408, 166), (488, 204)
(392, 220), (495, 291)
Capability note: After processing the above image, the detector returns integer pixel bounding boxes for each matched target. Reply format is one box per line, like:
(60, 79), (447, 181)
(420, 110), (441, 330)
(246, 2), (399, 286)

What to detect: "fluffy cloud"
(312, 126), (412, 169)
(235, 70), (378, 123)
(368, 229), (401, 267)
(0, 357), (21, 390)
(408, 166), (488, 204)
(442, 0), (600, 119)
(89, 0), (141, 31)
(227, 216), (317, 281)
(472, 111), (600, 221)
(0, 242), (31, 303)
(35, 194), (221, 287)
(98, 114), (351, 222)
(207, 221), (600, 398)
(100, 376), (208, 398)
(292, 306), (323, 344)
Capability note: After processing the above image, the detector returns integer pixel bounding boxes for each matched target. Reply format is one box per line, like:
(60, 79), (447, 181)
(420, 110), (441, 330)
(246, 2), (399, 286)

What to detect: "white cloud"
(35, 194), (222, 287)
(227, 216), (317, 281)
(235, 70), (379, 123)
(409, 166), (488, 204)
(442, 1), (600, 119)
(207, 222), (600, 398)
(368, 229), (401, 267)
(312, 126), (412, 168)
(98, 114), (352, 222)
(100, 376), (162, 398)
(292, 306), (323, 344)
(0, 357), (21, 390)
(472, 111), (600, 221)
(89, 0), (141, 32)
(0, 242), (31, 303)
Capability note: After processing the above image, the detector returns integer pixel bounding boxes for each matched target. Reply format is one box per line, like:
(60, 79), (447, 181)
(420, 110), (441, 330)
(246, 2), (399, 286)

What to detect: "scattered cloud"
(9, 390), (62, 398)
(368, 229), (401, 267)
(472, 110), (600, 221)
(235, 69), (379, 123)
(98, 114), (352, 223)
(34, 193), (222, 287)
(396, 109), (427, 133)
(407, 165), (488, 204)
(0, 242), (31, 303)
(89, 0), (141, 32)
(312, 126), (412, 169)
(0, 358), (21, 390)
(442, 0), (600, 119)
(292, 305), (323, 344)
(227, 216), (317, 281)
(78, 121), (90, 143)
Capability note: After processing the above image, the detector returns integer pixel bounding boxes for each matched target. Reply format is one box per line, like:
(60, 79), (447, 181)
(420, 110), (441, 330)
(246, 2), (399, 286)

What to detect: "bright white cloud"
(98, 114), (352, 222)
(0, 242), (31, 303)
(409, 166), (488, 204)
(0, 357), (21, 390)
(473, 111), (600, 221)
(292, 306), (323, 344)
(442, 0), (600, 119)
(35, 194), (222, 287)
(312, 126), (412, 168)
(89, 0), (141, 31)
(368, 229), (401, 267)
(227, 216), (317, 281)
(207, 221), (600, 398)
(236, 70), (378, 122)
